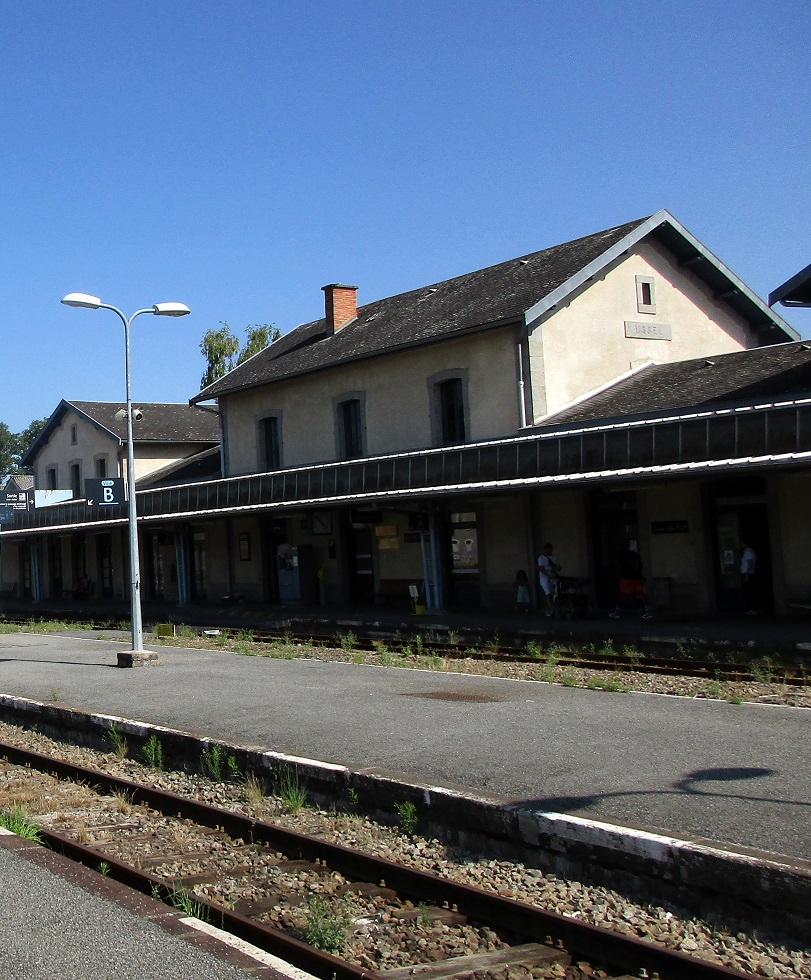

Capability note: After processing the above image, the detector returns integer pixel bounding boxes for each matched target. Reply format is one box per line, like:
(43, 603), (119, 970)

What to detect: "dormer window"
(635, 275), (656, 314)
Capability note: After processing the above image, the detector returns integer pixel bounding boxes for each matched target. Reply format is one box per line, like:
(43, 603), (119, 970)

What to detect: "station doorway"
(710, 480), (773, 613)
(591, 490), (639, 611)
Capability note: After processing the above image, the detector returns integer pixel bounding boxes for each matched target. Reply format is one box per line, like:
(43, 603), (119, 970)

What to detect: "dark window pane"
(767, 408), (798, 455)
(628, 426), (653, 467)
(581, 432), (604, 471)
(262, 417), (280, 469)
(680, 419), (707, 462)
(604, 430), (628, 470)
(654, 424), (680, 465)
(438, 378), (465, 444)
(708, 415), (736, 458)
(559, 436), (581, 474)
(517, 441), (538, 477)
(537, 439), (559, 474)
(737, 413), (766, 457)
(342, 400), (362, 459)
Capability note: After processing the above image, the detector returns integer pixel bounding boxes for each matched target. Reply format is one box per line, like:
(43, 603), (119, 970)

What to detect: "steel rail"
(181, 625), (808, 686)
(34, 826), (379, 980)
(1, 740), (755, 980)
(0, 616), (803, 683)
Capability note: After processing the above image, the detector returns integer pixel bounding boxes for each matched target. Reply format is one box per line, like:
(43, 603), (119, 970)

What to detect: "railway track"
(1, 614), (805, 685)
(180, 625), (808, 687)
(1, 739), (757, 980)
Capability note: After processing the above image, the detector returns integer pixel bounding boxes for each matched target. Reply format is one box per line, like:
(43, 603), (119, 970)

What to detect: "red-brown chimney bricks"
(322, 283), (358, 334)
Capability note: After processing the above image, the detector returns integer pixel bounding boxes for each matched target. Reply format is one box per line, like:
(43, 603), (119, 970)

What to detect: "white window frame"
(635, 275), (656, 314)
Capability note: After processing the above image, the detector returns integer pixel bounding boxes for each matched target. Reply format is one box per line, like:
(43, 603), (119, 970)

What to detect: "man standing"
(609, 541), (652, 620)
(537, 542), (561, 617)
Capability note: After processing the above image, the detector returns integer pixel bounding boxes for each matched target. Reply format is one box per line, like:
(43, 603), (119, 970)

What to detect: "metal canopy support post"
(419, 529), (433, 610)
(175, 527), (190, 605)
(31, 541), (42, 602)
(429, 511), (443, 610)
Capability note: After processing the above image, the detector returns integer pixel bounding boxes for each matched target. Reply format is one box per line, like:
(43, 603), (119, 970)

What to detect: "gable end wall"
(529, 241), (762, 420)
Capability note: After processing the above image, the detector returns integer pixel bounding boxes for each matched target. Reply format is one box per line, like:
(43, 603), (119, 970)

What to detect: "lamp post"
(61, 293), (190, 666)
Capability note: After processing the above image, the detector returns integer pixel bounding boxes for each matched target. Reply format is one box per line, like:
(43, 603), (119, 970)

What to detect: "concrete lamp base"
(117, 650), (159, 668)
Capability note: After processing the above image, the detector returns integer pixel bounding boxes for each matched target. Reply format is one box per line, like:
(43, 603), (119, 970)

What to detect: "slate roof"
(3, 474), (34, 491)
(21, 401), (220, 468)
(544, 340), (811, 426)
(192, 210), (797, 404)
(139, 446), (222, 488)
(68, 401), (220, 442)
(193, 216), (652, 401)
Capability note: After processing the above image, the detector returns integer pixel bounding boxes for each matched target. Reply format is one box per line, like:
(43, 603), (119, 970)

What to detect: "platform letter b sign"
(86, 477), (124, 507)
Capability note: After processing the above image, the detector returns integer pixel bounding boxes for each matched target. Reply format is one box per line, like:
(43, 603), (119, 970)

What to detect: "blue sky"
(2, 0), (809, 433)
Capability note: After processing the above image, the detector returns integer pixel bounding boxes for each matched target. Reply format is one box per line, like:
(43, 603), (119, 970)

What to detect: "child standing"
(515, 569), (531, 612)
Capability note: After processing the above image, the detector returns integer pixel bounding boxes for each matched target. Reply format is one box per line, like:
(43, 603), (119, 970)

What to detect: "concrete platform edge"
(0, 827), (300, 979)
(1, 693), (808, 940)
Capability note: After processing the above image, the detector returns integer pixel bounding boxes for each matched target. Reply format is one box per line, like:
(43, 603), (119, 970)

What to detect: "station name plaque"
(624, 321), (672, 341)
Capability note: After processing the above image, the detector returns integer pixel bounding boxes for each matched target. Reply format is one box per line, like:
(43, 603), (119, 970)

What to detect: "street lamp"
(61, 293), (191, 666)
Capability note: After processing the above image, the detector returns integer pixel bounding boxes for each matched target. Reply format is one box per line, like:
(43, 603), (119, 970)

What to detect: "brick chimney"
(322, 283), (358, 334)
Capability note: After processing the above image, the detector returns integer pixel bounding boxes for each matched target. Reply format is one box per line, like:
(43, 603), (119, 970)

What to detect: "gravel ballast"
(1, 719), (808, 979)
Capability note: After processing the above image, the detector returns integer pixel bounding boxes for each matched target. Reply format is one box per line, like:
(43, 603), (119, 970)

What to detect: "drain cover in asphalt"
(404, 690), (507, 703)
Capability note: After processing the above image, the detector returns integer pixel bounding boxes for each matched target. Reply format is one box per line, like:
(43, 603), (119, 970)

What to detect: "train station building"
(2, 209), (809, 617)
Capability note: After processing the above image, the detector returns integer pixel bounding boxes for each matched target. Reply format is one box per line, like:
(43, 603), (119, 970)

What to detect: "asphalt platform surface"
(0, 835), (293, 980)
(0, 623), (809, 863)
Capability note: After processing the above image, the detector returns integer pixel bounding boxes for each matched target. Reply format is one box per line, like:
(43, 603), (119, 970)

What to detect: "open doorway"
(711, 493), (773, 613)
(591, 490), (638, 611)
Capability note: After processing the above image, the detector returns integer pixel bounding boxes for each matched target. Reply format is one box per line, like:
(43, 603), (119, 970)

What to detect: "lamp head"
(62, 292), (102, 309)
(153, 302), (190, 317)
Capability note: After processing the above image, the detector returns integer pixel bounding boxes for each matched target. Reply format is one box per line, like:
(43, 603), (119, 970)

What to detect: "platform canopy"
(769, 263), (811, 308)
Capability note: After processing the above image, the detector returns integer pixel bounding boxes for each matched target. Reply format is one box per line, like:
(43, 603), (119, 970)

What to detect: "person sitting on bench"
(69, 575), (91, 599)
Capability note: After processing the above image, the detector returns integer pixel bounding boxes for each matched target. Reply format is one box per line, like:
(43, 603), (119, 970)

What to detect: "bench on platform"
(374, 579), (416, 607)
(64, 581), (94, 600)
(0, 582), (17, 598)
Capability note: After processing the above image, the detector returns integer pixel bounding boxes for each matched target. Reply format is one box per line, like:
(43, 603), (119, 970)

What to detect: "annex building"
(2, 210), (808, 617)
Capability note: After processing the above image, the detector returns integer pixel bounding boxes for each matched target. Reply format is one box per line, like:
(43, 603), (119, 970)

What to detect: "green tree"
(0, 423), (15, 478)
(200, 321), (240, 389)
(13, 417), (47, 470)
(199, 321), (280, 389)
(237, 324), (279, 365)
(0, 416), (48, 481)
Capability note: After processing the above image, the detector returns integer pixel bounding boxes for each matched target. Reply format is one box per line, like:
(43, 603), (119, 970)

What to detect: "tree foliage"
(200, 321), (280, 389)
(0, 416), (48, 480)
(0, 423), (15, 478)
(237, 324), (277, 365)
